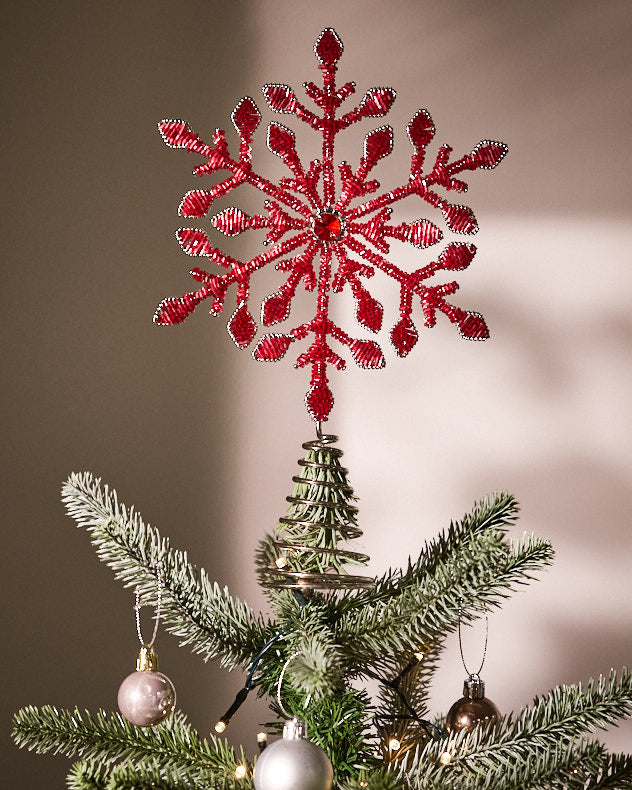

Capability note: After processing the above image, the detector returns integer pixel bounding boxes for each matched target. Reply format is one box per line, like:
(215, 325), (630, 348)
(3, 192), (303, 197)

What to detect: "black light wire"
(214, 590), (444, 743)
(365, 659), (444, 741)
(214, 593), (308, 732)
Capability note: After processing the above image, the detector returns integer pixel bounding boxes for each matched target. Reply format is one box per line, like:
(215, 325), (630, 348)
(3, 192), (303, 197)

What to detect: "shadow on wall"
(486, 301), (632, 399)
(501, 455), (632, 547)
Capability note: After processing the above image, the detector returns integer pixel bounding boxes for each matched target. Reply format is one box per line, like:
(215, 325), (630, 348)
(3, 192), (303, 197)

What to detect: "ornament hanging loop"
(447, 608), (500, 734)
(118, 567), (176, 727)
(457, 606), (489, 677)
(277, 651), (312, 719)
(134, 567), (163, 648)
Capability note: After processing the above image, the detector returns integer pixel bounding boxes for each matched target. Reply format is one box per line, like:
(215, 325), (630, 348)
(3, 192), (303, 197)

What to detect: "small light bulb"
(360, 783), (368, 787)
(234, 765), (247, 779)
(257, 732), (267, 743)
(439, 751), (452, 766)
(388, 738), (401, 751)
(275, 555), (287, 568)
(214, 720), (227, 734)
(413, 651), (424, 661)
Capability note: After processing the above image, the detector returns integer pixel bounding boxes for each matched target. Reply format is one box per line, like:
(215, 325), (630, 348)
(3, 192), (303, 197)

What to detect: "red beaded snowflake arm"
(154, 106), (314, 345)
(155, 27), (508, 422)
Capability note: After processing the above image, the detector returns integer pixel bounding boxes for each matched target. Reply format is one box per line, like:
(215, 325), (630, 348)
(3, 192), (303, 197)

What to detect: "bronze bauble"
(445, 675), (500, 734)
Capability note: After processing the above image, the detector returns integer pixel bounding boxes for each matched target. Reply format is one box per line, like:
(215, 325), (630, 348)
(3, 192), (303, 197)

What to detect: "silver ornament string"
(458, 607), (488, 677)
(135, 569), (162, 647)
(277, 652), (311, 718)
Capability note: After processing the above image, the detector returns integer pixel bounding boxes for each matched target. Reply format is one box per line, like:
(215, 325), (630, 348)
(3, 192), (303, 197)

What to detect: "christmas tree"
(12, 27), (632, 790)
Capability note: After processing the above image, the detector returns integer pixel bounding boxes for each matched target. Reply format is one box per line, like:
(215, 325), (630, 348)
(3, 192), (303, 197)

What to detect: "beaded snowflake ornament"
(155, 28), (507, 421)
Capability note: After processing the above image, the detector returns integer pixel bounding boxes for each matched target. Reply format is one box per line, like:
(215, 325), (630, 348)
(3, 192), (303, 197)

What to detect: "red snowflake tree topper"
(155, 28), (508, 422)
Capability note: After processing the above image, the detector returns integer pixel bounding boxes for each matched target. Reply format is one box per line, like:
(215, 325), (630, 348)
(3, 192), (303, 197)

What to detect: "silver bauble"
(254, 719), (333, 790)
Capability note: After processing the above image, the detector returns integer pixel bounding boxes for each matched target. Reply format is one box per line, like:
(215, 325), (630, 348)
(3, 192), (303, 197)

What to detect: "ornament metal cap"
(283, 717), (307, 740)
(463, 673), (485, 700)
(136, 644), (159, 672)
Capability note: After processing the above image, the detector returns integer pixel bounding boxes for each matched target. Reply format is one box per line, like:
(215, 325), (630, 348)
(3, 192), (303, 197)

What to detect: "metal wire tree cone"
(259, 434), (374, 591)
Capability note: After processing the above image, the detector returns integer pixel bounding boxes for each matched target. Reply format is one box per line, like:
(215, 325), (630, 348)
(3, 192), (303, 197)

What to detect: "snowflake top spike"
(155, 28), (508, 422)
(314, 28), (344, 67)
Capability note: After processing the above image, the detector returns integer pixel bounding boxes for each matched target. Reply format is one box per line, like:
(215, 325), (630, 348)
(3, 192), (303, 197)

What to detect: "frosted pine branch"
(335, 494), (553, 666)
(348, 492), (521, 609)
(62, 472), (272, 668)
(66, 759), (109, 790)
(374, 644), (443, 729)
(404, 669), (632, 789)
(407, 739), (605, 790)
(284, 630), (346, 700)
(12, 706), (246, 783)
(66, 757), (214, 790)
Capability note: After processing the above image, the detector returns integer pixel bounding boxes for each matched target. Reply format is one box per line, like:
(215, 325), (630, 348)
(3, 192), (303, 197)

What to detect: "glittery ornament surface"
(156, 28), (507, 420)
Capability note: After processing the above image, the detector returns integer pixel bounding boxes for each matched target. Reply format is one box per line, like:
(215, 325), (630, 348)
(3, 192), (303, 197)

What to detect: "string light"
(257, 732), (268, 752)
(214, 720), (227, 734)
(439, 751), (452, 766)
(413, 651), (424, 661)
(388, 737), (401, 751)
(234, 765), (247, 780)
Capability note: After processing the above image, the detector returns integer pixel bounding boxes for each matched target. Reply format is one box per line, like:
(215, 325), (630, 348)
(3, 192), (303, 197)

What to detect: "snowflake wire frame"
(155, 28), (508, 422)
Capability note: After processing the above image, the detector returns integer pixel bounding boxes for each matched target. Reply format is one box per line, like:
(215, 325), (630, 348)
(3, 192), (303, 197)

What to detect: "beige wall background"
(3, 1), (631, 786)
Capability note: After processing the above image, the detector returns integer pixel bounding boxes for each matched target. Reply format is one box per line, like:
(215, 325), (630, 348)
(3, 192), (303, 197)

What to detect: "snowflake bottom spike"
(156, 28), (507, 421)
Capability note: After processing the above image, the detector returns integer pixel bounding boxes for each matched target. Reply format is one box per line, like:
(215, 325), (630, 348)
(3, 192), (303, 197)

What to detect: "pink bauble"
(117, 670), (176, 727)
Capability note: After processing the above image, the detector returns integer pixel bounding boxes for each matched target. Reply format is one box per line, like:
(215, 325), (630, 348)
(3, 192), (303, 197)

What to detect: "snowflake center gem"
(311, 209), (344, 243)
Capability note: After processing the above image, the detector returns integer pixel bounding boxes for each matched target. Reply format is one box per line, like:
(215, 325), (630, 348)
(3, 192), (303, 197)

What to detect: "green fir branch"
(373, 645), (443, 717)
(67, 757), (257, 790)
(266, 687), (376, 780)
(62, 473), (272, 668)
(12, 705), (245, 781)
(255, 533), (279, 591)
(403, 669), (632, 789)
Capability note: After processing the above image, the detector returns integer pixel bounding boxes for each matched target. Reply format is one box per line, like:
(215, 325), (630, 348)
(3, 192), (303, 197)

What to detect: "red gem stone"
(312, 211), (343, 242)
